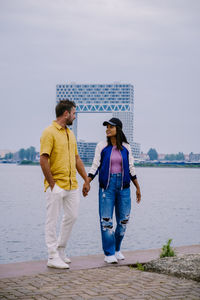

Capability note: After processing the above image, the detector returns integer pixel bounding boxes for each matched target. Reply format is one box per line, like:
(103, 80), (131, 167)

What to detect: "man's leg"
(45, 186), (63, 259)
(57, 189), (80, 258)
(45, 185), (70, 268)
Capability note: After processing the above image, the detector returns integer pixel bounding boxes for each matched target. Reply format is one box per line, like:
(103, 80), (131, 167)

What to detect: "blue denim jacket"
(88, 141), (137, 190)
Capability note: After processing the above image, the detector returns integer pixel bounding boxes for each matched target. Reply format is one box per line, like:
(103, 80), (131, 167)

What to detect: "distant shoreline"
(0, 161), (200, 168)
(134, 162), (200, 168)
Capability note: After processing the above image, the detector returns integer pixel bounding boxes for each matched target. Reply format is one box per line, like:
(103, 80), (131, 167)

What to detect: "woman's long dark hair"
(107, 126), (129, 150)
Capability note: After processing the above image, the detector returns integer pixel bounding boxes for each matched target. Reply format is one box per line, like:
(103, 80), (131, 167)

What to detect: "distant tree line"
(164, 152), (185, 161)
(3, 146), (38, 162)
(147, 148), (158, 160)
(18, 146), (37, 161)
(2, 146), (195, 163)
(147, 148), (186, 161)
(4, 152), (14, 160)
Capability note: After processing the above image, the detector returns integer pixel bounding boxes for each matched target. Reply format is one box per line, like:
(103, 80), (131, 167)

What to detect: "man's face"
(66, 107), (76, 125)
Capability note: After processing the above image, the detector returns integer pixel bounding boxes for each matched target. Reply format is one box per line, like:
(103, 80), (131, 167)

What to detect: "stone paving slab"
(1, 245), (200, 279)
(0, 245), (200, 299)
(0, 266), (200, 300)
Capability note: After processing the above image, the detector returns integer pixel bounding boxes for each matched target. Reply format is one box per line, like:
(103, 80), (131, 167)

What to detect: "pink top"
(110, 146), (122, 174)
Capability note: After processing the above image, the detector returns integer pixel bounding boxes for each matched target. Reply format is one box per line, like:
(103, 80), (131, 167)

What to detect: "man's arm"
(76, 155), (90, 197)
(40, 154), (55, 190)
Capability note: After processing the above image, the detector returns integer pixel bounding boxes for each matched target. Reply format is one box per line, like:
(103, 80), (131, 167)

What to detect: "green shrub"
(160, 239), (175, 258)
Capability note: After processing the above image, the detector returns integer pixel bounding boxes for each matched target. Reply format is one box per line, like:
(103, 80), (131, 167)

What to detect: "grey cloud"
(0, 0), (199, 153)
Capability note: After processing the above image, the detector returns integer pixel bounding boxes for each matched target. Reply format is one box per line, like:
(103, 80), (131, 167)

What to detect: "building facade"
(77, 140), (97, 165)
(189, 152), (200, 162)
(56, 83), (140, 159)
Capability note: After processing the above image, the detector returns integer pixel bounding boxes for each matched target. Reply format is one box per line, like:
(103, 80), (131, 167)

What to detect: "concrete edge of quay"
(0, 244), (200, 279)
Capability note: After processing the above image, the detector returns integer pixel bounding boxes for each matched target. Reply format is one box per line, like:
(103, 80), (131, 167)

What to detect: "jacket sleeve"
(88, 142), (103, 180)
(127, 144), (137, 181)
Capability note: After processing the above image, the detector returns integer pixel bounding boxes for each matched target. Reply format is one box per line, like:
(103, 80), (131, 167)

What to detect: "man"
(40, 100), (90, 269)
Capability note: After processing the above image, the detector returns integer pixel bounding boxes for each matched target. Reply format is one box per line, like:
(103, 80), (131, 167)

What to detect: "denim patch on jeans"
(99, 173), (131, 256)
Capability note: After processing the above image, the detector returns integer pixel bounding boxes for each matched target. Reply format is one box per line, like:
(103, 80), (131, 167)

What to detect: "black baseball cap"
(103, 118), (123, 129)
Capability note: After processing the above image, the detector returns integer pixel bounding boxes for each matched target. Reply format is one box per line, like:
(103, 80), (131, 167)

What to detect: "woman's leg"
(99, 176), (116, 256)
(115, 187), (131, 252)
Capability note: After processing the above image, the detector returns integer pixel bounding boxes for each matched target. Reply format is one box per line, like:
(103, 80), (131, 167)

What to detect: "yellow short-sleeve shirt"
(40, 121), (78, 191)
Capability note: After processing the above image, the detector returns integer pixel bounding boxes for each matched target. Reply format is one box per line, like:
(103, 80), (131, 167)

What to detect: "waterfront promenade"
(0, 245), (200, 299)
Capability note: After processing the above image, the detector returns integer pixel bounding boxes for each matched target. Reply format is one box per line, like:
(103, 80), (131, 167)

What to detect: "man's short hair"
(56, 100), (76, 118)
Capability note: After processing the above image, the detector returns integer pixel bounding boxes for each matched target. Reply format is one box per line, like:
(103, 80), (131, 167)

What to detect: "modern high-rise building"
(56, 83), (140, 159)
(77, 140), (97, 165)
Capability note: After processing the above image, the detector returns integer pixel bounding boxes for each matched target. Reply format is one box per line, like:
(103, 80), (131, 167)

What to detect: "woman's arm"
(132, 177), (141, 203)
(125, 143), (141, 203)
(88, 141), (105, 180)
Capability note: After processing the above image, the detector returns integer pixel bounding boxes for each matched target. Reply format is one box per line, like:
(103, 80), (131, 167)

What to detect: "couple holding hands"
(40, 100), (141, 269)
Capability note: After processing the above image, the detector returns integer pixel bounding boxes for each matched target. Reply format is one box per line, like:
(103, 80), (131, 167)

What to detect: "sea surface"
(0, 164), (200, 264)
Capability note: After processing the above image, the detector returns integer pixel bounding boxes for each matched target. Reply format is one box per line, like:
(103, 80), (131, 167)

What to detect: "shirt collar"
(52, 121), (70, 132)
(52, 120), (62, 130)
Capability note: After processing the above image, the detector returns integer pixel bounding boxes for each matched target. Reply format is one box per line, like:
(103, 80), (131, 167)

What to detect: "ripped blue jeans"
(99, 173), (131, 256)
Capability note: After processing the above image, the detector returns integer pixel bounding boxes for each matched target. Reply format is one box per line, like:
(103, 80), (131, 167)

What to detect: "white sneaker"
(115, 251), (125, 260)
(104, 255), (118, 264)
(47, 257), (70, 269)
(58, 248), (71, 264)
(61, 256), (71, 264)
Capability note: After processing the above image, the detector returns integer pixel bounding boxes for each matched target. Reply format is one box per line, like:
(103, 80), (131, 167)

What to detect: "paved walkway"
(0, 245), (200, 300)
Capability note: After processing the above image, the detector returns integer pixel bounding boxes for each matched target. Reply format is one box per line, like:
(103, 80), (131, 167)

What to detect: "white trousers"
(45, 184), (80, 259)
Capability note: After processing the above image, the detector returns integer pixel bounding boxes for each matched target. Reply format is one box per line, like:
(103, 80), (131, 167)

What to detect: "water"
(0, 164), (200, 264)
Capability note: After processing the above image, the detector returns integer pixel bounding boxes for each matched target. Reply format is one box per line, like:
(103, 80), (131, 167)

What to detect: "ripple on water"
(1, 165), (200, 263)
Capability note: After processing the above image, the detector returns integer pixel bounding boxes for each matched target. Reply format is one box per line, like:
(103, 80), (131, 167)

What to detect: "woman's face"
(106, 124), (117, 137)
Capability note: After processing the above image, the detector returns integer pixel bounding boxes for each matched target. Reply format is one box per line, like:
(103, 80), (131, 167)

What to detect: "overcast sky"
(0, 0), (199, 154)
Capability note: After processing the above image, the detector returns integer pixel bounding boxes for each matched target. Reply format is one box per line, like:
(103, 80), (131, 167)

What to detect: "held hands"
(82, 179), (91, 197)
(82, 177), (141, 201)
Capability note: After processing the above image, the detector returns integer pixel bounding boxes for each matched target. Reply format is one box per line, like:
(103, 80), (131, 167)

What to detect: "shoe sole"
(64, 260), (71, 264)
(59, 256), (71, 264)
(104, 260), (118, 264)
(47, 264), (69, 269)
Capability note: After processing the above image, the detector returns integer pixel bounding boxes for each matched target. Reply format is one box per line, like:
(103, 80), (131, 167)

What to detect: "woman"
(88, 118), (141, 263)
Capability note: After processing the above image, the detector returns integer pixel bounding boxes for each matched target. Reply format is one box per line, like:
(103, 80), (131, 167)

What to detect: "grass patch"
(136, 262), (145, 271)
(129, 263), (145, 271)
